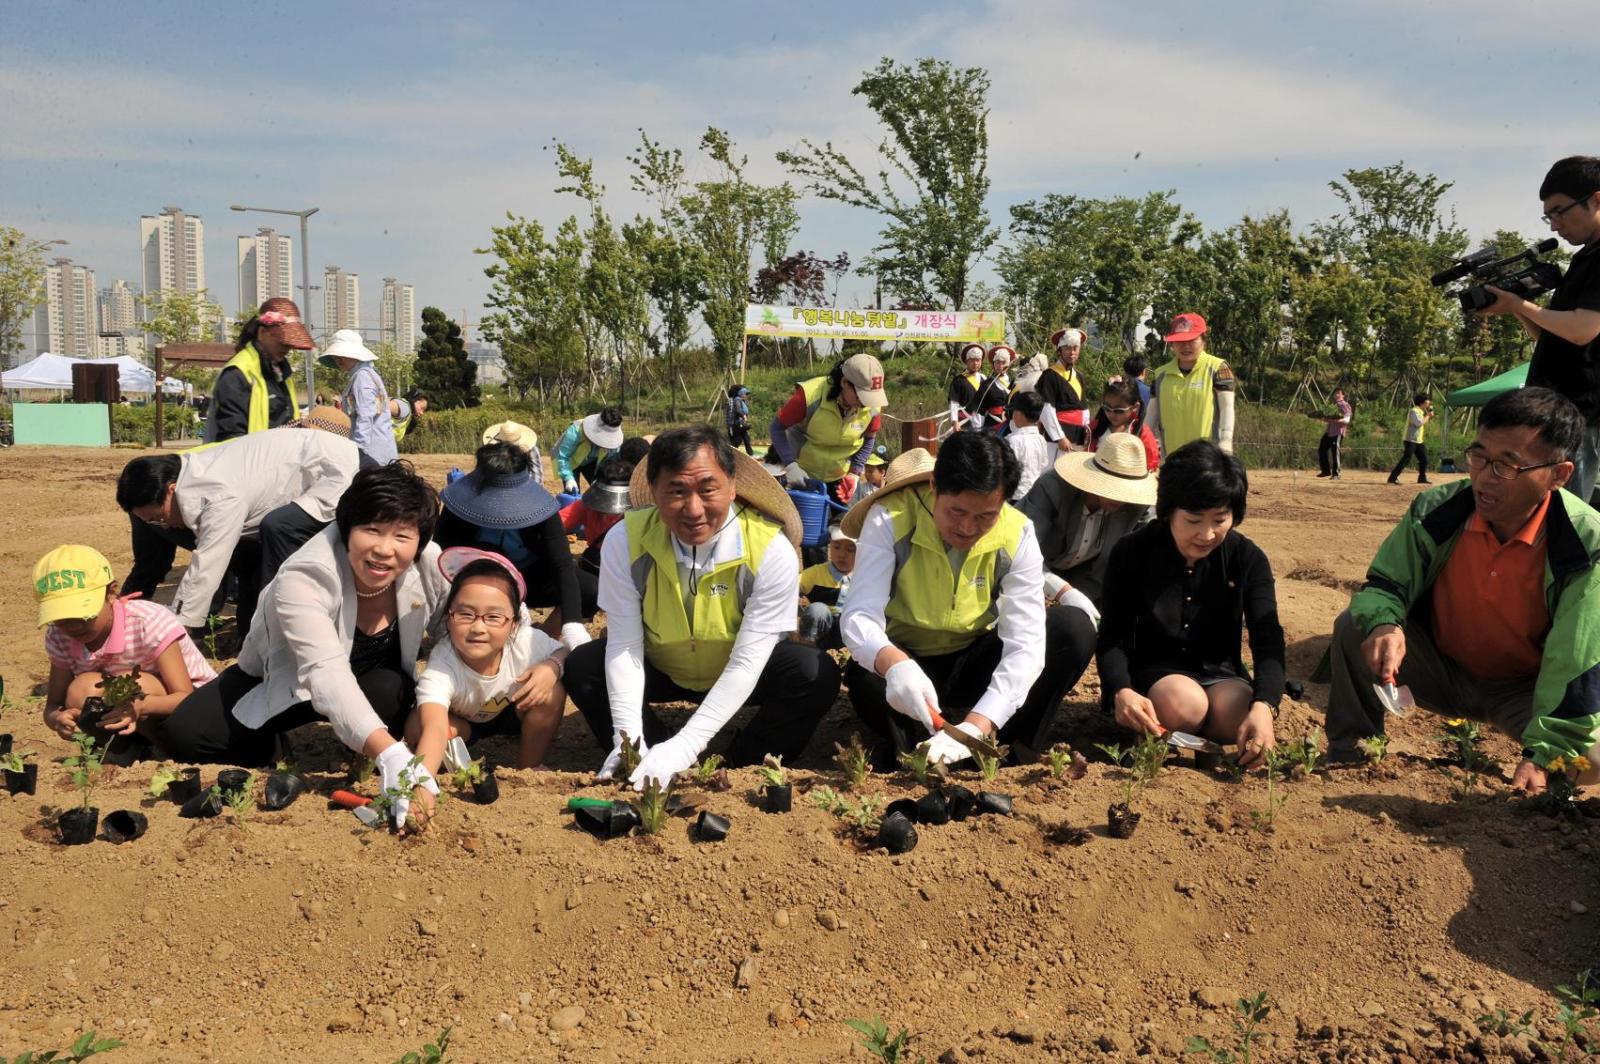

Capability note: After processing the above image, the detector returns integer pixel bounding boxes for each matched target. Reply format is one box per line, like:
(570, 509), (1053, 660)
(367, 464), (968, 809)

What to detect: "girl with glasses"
(1088, 378), (1161, 471)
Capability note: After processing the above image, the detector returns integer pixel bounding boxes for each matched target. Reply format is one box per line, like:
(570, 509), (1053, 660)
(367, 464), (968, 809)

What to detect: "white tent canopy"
(4, 352), (184, 395)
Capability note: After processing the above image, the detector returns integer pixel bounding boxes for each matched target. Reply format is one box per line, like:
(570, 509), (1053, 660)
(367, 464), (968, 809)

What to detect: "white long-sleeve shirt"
(840, 503), (1047, 729)
(596, 511), (799, 754)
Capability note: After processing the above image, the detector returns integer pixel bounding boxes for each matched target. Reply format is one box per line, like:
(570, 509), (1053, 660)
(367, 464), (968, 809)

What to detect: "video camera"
(1430, 238), (1562, 312)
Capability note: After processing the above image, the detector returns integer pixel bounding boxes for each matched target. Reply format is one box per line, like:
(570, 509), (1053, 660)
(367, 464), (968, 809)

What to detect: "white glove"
(598, 731), (649, 780)
(884, 659), (941, 735)
(922, 721), (985, 766)
(628, 736), (698, 791)
(1043, 572), (1068, 604)
(560, 622), (592, 650)
(562, 478), (579, 495)
(376, 741), (439, 829)
(784, 462), (811, 488)
(1059, 587), (1101, 628)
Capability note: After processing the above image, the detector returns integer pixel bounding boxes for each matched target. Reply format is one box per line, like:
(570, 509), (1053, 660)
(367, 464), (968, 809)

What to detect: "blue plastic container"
(788, 486), (847, 547)
(556, 492), (582, 508)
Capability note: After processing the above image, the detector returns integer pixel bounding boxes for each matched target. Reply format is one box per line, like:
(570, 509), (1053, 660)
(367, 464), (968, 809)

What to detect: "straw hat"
(481, 421), (539, 454)
(293, 405), (352, 438)
(1053, 433), (1157, 507)
(839, 448), (936, 538)
(627, 445), (803, 548)
(256, 297), (314, 350)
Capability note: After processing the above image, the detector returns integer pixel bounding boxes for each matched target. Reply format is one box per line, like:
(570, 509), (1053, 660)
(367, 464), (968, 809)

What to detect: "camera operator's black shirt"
(1529, 242), (1600, 419)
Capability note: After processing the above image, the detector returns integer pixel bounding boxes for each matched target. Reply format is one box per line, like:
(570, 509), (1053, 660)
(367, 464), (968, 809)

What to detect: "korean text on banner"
(744, 304), (1006, 344)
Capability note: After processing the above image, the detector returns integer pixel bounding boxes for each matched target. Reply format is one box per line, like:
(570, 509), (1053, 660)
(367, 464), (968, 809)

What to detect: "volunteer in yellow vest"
(1034, 327), (1092, 448)
(770, 353), (889, 507)
(203, 297), (310, 443)
(839, 431), (1099, 768)
(553, 407), (625, 494)
(389, 392), (429, 444)
(1147, 312), (1237, 456)
(564, 426), (841, 789)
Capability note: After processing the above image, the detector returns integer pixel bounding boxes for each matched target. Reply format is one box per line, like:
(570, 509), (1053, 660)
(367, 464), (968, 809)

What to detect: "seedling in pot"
(1186, 989), (1270, 1063)
(1044, 742), (1087, 781)
(58, 731), (108, 845)
(843, 1016), (922, 1064)
(95, 670), (146, 717)
(393, 1024), (453, 1064)
(833, 736), (870, 790)
(756, 755), (792, 813)
(616, 733), (644, 784)
(222, 774), (255, 828)
(147, 766), (181, 798)
(897, 745), (934, 787)
(2, 749), (37, 796)
(179, 785), (225, 819)
(448, 756), (485, 792)
(688, 753), (730, 791)
(636, 778), (671, 836)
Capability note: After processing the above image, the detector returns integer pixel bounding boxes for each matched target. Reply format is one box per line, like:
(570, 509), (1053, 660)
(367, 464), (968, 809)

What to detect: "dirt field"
(0, 448), (1593, 1063)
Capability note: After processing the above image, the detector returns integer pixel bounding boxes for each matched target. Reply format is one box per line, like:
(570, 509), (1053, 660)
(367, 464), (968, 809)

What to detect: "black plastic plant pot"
(975, 792), (1014, 816)
(877, 811), (918, 854)
(4, 764), (37, 796)
(166, 768), (202, 803)
(102, 810), (148, 844)
(179, 790), (223, 819)
(216, 769), (251, 793)
(695, 811), (730, 842)
(1194, 750), (1225, 773)
(884, 797), (919, 822)
(575, 804), (612, 837)
(914, 790), (950, 825)
(607, 802), (641, 838)
(59, 807), (98, 845)
(762, 784), (792, 813)
(261, 773), (307, 811)
(947, 785), (977, 821)
(0, 734), (11, 757)
(1107, 802), (1141, 839)
(473, 769), (499, 805)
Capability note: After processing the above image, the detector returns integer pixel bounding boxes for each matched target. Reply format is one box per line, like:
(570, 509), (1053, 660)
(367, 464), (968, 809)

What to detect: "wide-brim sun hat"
(318, 328), (377, 367)
(441, 468), (560, 530)
(581, 480), (633, 516)
(839, 448), (936, 538)
(628, 446), (804, 549)
(292, 405), (352, 438)
(482, 421), (538, 454)
(1054, 433), (1157, 507)
(437, 546), (529, 602)
(257, 297), (314, 350)
(582, 412), (624, 451)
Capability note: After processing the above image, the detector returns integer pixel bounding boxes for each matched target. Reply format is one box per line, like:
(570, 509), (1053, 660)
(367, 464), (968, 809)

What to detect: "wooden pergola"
(152, 343), (234, 447)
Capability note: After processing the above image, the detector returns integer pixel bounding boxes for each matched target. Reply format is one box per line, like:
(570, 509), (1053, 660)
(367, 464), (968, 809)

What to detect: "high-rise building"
(322, 266), (360, 335)
(98, 279), (139, 335)
(139, 206), (206, 299)
(380, 278), (416, 355)
(31, 257), (98, 358)
(236, 227), (294, 315)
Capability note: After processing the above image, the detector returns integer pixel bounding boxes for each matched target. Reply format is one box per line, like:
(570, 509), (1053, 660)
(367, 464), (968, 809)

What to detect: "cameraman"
(1482, 156), (1600, 502)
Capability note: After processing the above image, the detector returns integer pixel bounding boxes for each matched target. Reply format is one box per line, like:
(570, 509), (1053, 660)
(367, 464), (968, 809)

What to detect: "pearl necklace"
(354, 581), (396, 599)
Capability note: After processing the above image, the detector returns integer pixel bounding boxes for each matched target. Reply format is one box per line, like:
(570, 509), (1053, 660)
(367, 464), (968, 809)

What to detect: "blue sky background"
(3, 0), (1592, 338)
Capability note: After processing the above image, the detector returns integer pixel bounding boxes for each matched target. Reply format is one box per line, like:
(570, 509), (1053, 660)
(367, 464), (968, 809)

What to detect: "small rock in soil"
(1193, 986), (1238, 1010)
(1570, 900), (1588, 915)
(415, 917), (438, 937)
(773, 909), (789, 928)
(565, 891), (583, 911)
(549, 1005), (585, 1032)
(735, 956), (759, 989)
(818, 909), (840, 931)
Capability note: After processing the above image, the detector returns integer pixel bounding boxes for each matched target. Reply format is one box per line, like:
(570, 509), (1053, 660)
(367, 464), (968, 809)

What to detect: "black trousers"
(259, 503), (331, 582)
(527, 565), (599, 620)
(1318, 434), (1342, 476)
(728, 425), (755, 455)
(1389, 440), (1428, 482)
(845, 604), (1096, 766)
(565, 638), (840, 766)
(128, 517), (271, 639)
(163, 662), (416, 767)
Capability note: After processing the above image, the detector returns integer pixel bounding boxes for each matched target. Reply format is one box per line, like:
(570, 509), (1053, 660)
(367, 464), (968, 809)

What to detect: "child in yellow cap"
(796, 527), (856, 650)
(34, 545), (216, 757)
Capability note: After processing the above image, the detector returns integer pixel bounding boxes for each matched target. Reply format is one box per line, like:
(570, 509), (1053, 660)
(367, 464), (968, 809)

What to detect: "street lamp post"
(230, 204), (320, 406)
(0, 236), (68, 394)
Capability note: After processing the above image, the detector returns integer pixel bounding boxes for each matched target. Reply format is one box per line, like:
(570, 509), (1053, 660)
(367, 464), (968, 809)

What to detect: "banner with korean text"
(743, 304), (1006, 344)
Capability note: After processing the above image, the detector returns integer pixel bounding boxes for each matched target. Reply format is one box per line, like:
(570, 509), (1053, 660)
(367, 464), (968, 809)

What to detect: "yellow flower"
(1445, 718), (1467, 728)
(1572, 755), (1592, 776)
(1548, 756), (1567, 774)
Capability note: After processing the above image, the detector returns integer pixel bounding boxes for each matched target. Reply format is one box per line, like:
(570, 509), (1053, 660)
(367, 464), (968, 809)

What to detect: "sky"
(3, 0), (1594, 342)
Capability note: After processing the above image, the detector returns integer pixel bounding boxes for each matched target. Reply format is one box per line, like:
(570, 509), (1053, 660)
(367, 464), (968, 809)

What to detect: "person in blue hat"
(434, 441), (595, 651)
(726, 384), (755, 455)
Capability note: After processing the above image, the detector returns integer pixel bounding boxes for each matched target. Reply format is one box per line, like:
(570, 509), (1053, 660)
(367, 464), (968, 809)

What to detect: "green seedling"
(834, 736), (870, 790)
(393, 1025), (453, 1064)
(350, 755), (376, 785)
(1186, 990), (1270, 1063)
(1476, 1008), (1535, 1039)
(1098, 732), (1169, 807)
(690, 753), (725, 785)
(755, 754), (788, 788)
(369, 756), (427, 832)
(94, 670), (146, 714)
(1357, 734), (1389, 765)
(808, 785), (849, 816)
(62, 731), (107, 810)
(1251, 748), (1289, 833)
(1553, 968), (1600, 1063)
(7, 1028), (125, 1063)
(636, 778), (670, 836)
(843, 1016), (923, 1064)
(0, 749), (30, 774)
(449, 757), (486, 792)
(1534, 754), (1592, 816)
(1044, 742), (1087, 781)
(203, 613), (225, 660)
(147, 766), (180, 798)
(223, 774), (255, 828)
(973, 741), (1010, 783)
(846, 795), (885, 834)
(617, 733), (644, 783)
(1285, 728), (1322, 776)
(897, 745), (933, 786)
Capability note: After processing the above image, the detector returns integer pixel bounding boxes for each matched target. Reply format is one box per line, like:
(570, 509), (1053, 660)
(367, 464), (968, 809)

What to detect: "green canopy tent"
(1440, 362), (1529, 469)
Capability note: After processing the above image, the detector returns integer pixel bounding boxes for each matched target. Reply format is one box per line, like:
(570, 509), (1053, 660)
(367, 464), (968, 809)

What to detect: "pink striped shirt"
(45, 598), (217, 687)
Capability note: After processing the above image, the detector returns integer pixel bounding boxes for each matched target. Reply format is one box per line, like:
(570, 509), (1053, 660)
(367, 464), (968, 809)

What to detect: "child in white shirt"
(406, 548), (570, 772)
(1006, 391), (1053, 501)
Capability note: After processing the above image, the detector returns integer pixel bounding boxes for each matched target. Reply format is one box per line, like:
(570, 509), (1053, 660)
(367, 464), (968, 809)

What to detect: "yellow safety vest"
(881, 485), (1029, 657)
(626, 505), (785, 691)
(392, 414), (410, 443)
(222, 344), (300, 436)
(792, 376), (877, 482)
(1152, 351), (1229, 451)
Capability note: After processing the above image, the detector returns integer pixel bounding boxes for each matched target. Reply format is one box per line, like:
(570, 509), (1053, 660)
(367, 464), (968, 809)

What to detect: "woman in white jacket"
(164, 464), (449, 828)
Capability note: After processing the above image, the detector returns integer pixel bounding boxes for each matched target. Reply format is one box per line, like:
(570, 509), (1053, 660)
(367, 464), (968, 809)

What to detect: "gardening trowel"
(926, 709), (1002, 761)
(1165, 730), (1224, 754)
(1372, 681), (1415, 717)
(442, 737), (472, 774)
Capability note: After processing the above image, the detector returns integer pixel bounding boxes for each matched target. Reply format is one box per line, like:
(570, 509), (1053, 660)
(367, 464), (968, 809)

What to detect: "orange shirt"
(1430, 494), (1551, 681)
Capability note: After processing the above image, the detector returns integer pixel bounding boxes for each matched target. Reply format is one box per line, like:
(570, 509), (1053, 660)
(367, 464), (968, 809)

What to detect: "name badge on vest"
(708, 582), (730, 598)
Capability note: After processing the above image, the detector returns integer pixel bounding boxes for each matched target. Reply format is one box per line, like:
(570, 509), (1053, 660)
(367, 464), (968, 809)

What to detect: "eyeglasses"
(1465, 450), (1562, 481)
(1542, 193), (1596, 225)
(1100, 405), (1135, 416)
(446, 608), (514, 629)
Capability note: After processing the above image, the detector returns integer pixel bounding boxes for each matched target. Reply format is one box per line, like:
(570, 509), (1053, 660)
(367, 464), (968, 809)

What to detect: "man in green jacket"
(1327, 387), (1600, 793)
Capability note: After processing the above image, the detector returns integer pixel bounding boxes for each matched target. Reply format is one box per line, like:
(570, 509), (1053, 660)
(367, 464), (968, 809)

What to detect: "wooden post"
(154, 346), (165, 449)
(900, 417), (941, 458)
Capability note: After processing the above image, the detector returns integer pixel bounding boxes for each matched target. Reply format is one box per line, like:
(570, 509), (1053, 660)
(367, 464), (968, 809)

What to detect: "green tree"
(412, 306), (478, 409)
(370, 339), (414, 399)
(629, 130), (710, 417)
(478, 214), (588, 405)
(137, 288), (224, 347)
(0, 227), (49, 371)
(778, 57), (997, 310)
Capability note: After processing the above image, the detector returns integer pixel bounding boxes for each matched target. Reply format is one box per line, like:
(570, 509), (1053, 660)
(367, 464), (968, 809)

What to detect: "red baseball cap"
(1163, 313), (1208, 343)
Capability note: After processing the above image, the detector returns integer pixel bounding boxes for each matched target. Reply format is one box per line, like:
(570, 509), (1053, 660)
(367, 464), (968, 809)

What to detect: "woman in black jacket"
(1095, 441), (1283, 767)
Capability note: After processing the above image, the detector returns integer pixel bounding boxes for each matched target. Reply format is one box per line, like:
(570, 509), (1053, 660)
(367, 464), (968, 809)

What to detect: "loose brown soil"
(0, 451), (1593, 1062)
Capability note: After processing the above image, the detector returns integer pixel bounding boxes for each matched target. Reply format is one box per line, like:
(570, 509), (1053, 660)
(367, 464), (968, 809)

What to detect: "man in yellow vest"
(1146, 312), (1236, 456)
(769, 353), (889, 506)
(203, 297), (310, 443)
(564, 426), (841, 789)
(839, 431), (1098, 767)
